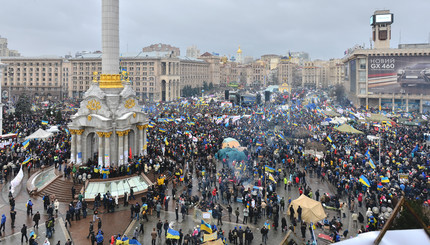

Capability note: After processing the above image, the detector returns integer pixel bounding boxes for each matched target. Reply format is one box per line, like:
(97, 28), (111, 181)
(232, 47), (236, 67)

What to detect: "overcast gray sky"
(1, 0), (429, 60)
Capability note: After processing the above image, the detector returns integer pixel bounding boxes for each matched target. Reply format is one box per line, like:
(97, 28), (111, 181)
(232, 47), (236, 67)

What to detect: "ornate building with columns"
(67, 0), (148, 166)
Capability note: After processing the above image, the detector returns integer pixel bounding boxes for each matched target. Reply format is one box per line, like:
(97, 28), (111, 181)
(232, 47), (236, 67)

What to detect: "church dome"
(237, 46), (242, 54)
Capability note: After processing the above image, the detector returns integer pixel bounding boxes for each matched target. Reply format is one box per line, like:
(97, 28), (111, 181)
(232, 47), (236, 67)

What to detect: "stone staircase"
(39, 177), (83, 203)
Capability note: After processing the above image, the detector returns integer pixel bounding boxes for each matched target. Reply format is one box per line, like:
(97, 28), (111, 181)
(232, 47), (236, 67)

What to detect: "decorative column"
(124, 129), (130, 161)
(137, 125), (145, 156)
(76, 129), (85, 165)
(117, 130), (125, 166)
(143, 125), (147, 156)
(104, 132), (112, 167)
(70, 130), (77, 163)
(96, 132), (104, 166)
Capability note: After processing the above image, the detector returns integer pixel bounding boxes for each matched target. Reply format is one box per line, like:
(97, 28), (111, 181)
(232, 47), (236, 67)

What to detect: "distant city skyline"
(1, 0), (430, 60)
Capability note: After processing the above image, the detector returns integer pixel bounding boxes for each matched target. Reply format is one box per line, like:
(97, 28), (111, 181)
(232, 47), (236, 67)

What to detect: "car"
(397, 63), (430, 87)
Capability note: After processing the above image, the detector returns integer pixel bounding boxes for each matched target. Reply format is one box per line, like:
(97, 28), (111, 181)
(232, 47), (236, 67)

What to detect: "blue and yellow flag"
(327, 135), (333, 143)
(41, 120), (48, 125)
(22, 156), (32, 165)
(368, 158), (376, 169)
(268, 173), (277, 183)
(264, 165), (275, 173)
(381, 176), (389, 183)
(200, 220), (212, 234)
(22, 139), (30, 149)
(166, 228), (180, 239)
(164, 137), (169, 146)
(159, 128), (166, 133)
(359, 175), (370, 187)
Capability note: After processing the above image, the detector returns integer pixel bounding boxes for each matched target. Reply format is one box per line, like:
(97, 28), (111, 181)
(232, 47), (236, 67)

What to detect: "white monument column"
(104, 132), (112, 167)
(96, 132), (104, 165)
(117, 130), (124, 166)
(102, 0), (120, 75)
(76, 129), (84, 165)
(137, 125), (144, 156)
(70, 131), (77, 163)
(124, 130), (129, 161)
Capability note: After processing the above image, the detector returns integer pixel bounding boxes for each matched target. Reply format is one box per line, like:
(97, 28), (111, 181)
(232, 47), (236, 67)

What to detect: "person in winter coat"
(0, 214), (6, 232)
(281, 217), (288, 232)
(33, 211), (40, 229)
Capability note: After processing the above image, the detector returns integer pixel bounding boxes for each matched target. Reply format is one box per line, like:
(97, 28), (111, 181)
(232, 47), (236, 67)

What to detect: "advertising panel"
(368, 55), (430, 95)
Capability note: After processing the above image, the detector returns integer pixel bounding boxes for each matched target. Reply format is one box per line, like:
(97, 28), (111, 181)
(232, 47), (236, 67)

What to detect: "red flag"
(129, 147), (132, 159)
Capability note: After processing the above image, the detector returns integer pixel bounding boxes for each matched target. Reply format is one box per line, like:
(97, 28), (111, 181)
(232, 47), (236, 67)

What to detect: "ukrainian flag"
(164, 137), (169, 146)
(159, 128), (166, 133)
(41, 120), (48, 125)
(166, 228), (180, 239)
(200, 220), (213, 234)
(148, 122), (155, 128)
(268, 173), (277, 183)
(327, 135), (333, 143)
(368, 158), (376, 169)
(256, 141), (263, 146)
(359, 175), (370, 187)
(22, 156), (32, 165)
(264, 165), (275, 173)
(277, 134), (285, 140)
(381, 176), (390, 183)
(22, 139), (30, 149)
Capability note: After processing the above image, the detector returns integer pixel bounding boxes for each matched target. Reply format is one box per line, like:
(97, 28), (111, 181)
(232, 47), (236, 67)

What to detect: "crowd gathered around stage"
(1, 90), (430, 244)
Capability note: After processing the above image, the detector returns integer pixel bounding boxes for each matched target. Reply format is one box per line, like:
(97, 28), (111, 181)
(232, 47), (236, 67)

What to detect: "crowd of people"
(1, 89), (429, 244)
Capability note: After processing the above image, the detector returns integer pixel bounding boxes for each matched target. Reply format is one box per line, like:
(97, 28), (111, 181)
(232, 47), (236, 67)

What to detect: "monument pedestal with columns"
(68, 75), (148, 167)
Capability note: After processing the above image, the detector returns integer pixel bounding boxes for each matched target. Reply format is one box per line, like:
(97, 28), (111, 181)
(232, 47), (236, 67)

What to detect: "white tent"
(25, 129), (53, 140)
(46, 126), (60, 133)
(335, 229), (429, 245)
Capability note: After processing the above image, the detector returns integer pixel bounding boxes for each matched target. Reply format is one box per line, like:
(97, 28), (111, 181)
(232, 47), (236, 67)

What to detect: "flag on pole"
(22, 156), (32, 165)
(359, 175), (370, 187)
(327, 135), (333, 143)
(22, 139), (30, 149)
(159, 128), (166, 133)
(41, 120), (48, 125)
(268, 173), (277, 183)
(264, 165), (275, 173)
(200, 220), (213, 233)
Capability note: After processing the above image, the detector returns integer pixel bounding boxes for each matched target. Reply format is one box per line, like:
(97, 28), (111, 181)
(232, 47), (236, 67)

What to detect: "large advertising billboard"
(368, 55), (430, 95)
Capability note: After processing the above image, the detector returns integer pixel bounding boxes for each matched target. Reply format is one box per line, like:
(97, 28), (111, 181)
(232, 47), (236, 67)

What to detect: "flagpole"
(378, 133), (381, 167)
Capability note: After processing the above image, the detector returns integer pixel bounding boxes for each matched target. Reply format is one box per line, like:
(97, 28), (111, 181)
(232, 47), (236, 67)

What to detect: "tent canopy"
(287, 194), (327, 223)
(25, 129), (53, 140)
(222, 137), (240, 149)
(366, 114), (391, 122)
(323, 110), (340, 117)
(335, 124), (364, 134)
(335, 229), (429, 245)
(215, 147), (247, 162)
(46, 126), (60, 133)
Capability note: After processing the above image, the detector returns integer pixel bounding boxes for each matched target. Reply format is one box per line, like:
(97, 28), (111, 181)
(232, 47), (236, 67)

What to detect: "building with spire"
(68, 0), (148, 166)
(236, 46), (243, 64)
